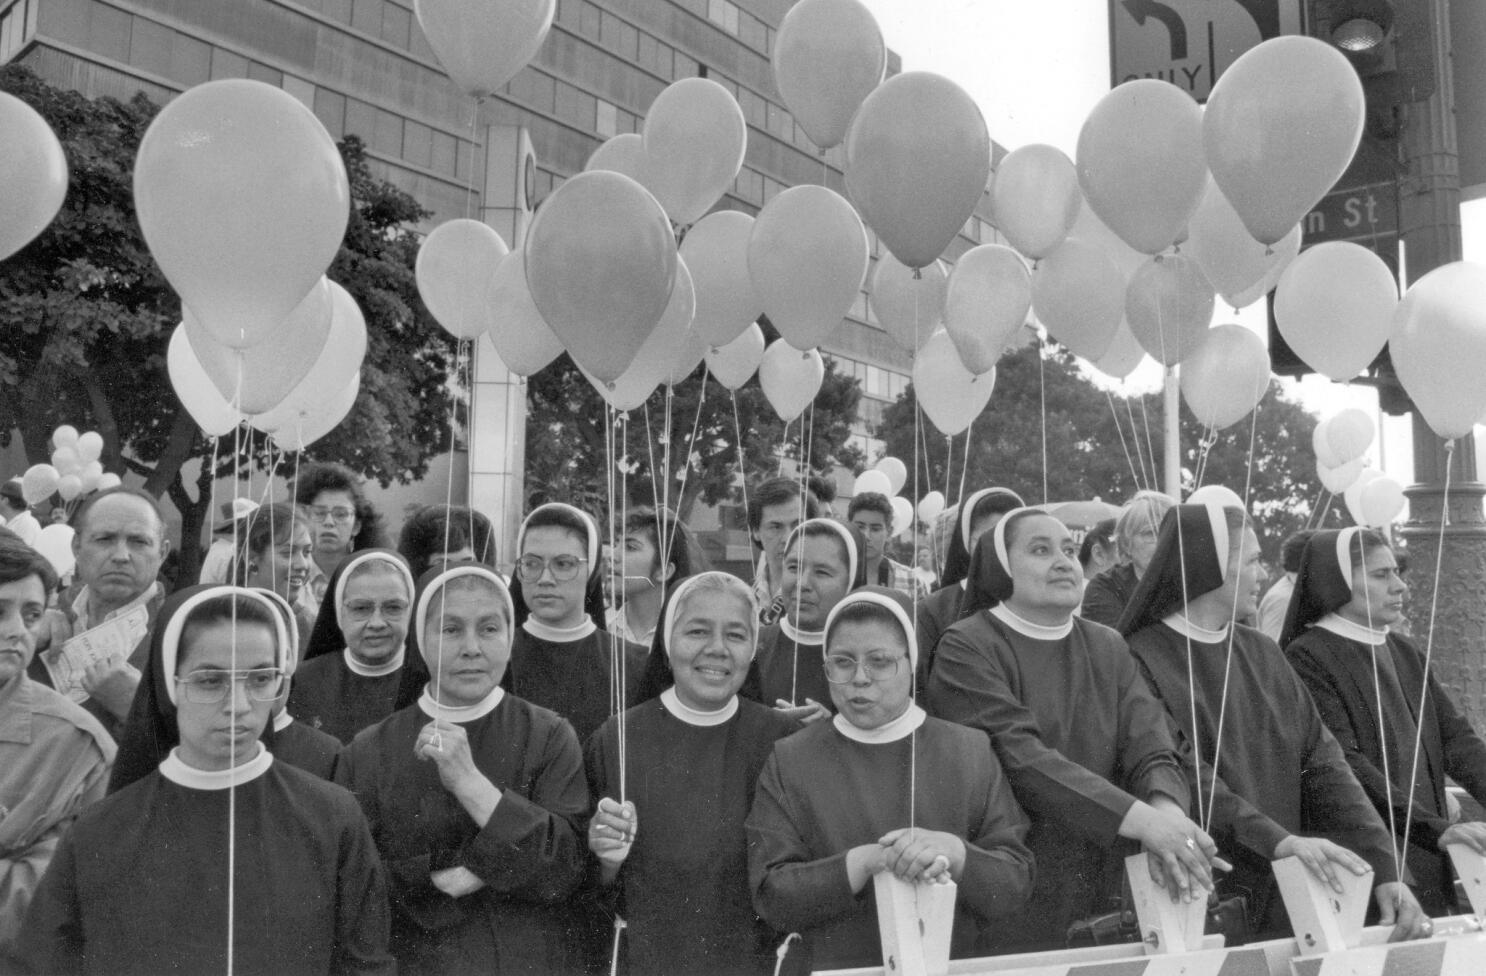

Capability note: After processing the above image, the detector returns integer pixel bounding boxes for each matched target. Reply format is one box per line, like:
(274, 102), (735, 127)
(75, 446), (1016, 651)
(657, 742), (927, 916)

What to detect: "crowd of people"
(2, 462), (1485, 975)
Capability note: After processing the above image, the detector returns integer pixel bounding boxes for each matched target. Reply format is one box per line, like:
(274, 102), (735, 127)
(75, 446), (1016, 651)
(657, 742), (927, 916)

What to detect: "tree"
(525, 319), (863, 522)
(877, 341), (1328, 561)
(0, 66), (457, 579)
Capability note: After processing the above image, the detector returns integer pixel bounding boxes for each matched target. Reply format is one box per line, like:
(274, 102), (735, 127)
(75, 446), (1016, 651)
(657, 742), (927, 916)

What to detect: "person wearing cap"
(0, 534), (113, 968)
(740, 519), (869, 727)
(1081, 490), (1174, 628)
(21, 586), (394, 975)
(287, 549), (420, 744)
(913, 487), (1024, 679)
(1284, 528), (1486, 917)
(1119, 506), (1430, 941)
(586, 572), (796, 975)
(29, 488), (170, 739)
(747, 587), (1033, 970)
(927, 508), (1224, 952)
(336, 563), (589, 976)
(197, 498), (260, 585)
(0, 479), (41, 549)
(506, 503), (647, 743)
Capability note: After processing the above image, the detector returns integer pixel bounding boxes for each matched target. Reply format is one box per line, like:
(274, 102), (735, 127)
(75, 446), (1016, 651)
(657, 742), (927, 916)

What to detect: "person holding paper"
(29, 488), (169, 738)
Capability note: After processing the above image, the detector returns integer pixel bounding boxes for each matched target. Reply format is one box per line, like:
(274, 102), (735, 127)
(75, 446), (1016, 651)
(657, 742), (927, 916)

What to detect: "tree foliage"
(878, 342), (1331, 561)
(525, 321), (863, 521)
(0, 65), (456, 578)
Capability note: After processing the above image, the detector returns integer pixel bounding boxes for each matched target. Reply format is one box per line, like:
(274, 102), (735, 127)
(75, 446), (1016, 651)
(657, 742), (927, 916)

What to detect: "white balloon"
(1326, 408), (1375, 465)
(917, 490), (946, 522)
(267, 373), (361, 451)
(96, 473), (122, 491)
(874, 456), (908, 495)
(853, 470), (892, 497)
(1312, 416), (1341, 468)
(870, 254), (947, 351)
(759, 340), (824, 422)
(1343, 468), (1383, 525)
(415, 218), (510, 339)
(1358, 477), (1405, 528)
(914, 329), (995, 436)
(20, 465), (59, 506)
(486, 251), (565, 377)
(890, 496), (915, 536)
(705, 323), (765, 391)
(584, 259), (698, 410)
(75, 431), (103, 463)
(681, 210), (760, 347)
(1317, 457), (1364, 494)
(51, 425), (78, 449)
(584, 132), (649, 183)
(34, 524), (75, 578)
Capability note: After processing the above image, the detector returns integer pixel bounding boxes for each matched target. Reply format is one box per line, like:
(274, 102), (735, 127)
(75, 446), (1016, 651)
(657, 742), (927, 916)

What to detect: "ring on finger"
(1185, 838), (1196, 851)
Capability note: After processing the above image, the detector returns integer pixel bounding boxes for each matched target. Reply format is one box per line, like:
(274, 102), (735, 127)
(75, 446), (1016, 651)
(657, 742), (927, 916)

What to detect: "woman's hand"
(415, 719), (501, 825)
(1121, 800), (1229, 903)
(1274, 834), (1371, 893)
(878, 828), (964, 884)
(589, 797), (637, 881)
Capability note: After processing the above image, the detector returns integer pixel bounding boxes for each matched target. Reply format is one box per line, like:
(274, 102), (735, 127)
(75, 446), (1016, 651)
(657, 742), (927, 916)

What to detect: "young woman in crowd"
(233, 502), (317, 639)
(748, 587), (1033, 969)
(336, 563), (589, 975)
(605, 506), (699, 648)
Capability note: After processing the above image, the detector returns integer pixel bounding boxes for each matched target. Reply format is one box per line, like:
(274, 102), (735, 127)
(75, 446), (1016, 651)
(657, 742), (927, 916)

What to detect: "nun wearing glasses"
(336, 563), (589, 976)
(507, 503), (648, 743)
(22, 586), (393, 976)
(746, 587), (1032, 970)
(586, 572), (797, 976)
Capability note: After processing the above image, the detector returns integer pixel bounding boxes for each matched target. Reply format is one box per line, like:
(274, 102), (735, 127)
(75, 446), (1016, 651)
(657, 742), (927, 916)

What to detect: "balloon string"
(789, 409), (809, 706)
(1106, 389), (1144, 494)
(777, 417), (790, 478)
(942, 435), (953, 516)
(1123, 391), (1152, 492)
(668, 366), (710, 572)
(642, 402), (663, 521)
(1304, 485), (1328, 531)
(731, 392), (750, 530)
(956, 418), (973, 508)
(463, 96), (482, 222)
(1399, 439), (1455, 875)
(1362, 538), (1405, 884)
(1137, 391), (1160, 495)
(1037, 337), (1048, 504)
(605, 405), (626, 804)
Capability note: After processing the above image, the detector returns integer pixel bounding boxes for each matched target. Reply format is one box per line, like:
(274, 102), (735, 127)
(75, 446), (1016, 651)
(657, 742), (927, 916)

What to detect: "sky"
(853, 0), (1486, 495)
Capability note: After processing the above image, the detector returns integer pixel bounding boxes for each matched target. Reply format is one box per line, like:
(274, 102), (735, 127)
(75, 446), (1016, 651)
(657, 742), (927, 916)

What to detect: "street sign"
(1301, 181), (1399, 255)
(1109, 0), (1306, 101)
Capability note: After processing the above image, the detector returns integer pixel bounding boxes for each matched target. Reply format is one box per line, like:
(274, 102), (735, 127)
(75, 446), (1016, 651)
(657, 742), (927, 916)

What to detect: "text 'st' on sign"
(1108, 0), (1306, 101)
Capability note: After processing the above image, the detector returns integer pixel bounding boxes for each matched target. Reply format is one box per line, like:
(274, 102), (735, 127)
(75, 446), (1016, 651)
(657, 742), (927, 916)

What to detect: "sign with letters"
(1108, 0), (1306, 101)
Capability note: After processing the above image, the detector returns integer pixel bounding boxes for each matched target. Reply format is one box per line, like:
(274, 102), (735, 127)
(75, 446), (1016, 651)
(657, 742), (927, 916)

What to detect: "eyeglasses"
(516, 554), (588, 583)
(824, 653), (905, 684)
(309, 506), (356, 524)
(176, 668), (284, 704)
(343, 600), (410, 622)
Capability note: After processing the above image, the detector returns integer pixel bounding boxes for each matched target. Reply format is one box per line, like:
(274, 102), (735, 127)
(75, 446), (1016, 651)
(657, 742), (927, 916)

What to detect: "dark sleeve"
(745, 751), (860, 932)
(738, 659), (764, 705)
(1432, 669), (1486, 809)
(1286, 641), (1452, 850)
(332, 739), (434, 901)
(957, 740), (1035, 922)
(1111, 650), (1189, 810)
(457, 716), (590, 904)
(914, 596), (947, 687)
(15, 830), (85, 975)
(1079, 573), (1126, 629)
(331, 797), (397, 976)
(926, 624), (1142, 845)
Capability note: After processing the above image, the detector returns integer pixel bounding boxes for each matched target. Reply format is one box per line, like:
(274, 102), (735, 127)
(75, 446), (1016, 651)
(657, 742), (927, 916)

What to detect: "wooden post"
(1447, 843), (1486, 918)
(1272, 856), (1372, 956)
(1123, 852), (1208, 953)
(873, 873), (956, 976)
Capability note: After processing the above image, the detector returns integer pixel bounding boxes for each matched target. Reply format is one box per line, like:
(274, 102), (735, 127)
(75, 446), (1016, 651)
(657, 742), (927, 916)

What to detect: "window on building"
(707, 0), (739, 34)
(595, 98), (617, 138)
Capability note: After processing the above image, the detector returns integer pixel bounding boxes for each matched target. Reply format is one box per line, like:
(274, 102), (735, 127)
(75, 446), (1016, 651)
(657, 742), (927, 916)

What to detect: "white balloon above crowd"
(5, 0), (1486, 533)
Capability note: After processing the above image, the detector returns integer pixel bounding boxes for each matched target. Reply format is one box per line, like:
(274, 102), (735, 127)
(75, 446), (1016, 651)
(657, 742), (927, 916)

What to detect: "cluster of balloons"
(1312, 410), (1405, 528)
(21, 425), (124, 507)
(850, 457), (921, 540)
(133, 79), (364, 452)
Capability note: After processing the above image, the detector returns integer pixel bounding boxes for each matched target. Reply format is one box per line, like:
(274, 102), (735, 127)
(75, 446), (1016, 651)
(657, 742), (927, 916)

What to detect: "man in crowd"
(0, 479), (40, 548)
(29, 487), (169, 738)
(748, 477), (821, 614)
(195, 498), (259, 585)
(1258, 529), (1313, 643)
(848, 491), (925, 598)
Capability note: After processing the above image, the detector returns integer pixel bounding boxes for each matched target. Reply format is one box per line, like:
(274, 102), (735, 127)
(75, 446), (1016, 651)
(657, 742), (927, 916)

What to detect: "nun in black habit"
(25, 586), (393, 976)
(1283, 527), (1486, 916)
(926, 508), (1223, 952)
(259, 587), (341, 779)
(1119, 504), (1430, 939)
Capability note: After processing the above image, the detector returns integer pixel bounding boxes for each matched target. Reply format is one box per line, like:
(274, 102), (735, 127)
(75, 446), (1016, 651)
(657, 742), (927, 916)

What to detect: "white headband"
(662, 571), (760, 661)
(1335, 526), (1361, 585)
(990, 506), (1042, 575)
(823, 590), (918, 668)
(332, 551), (416, 632)
(784, 518), (858, 590)
(253, 588), (301, 677)
(961, 487), (1023, 552)
(160, 587), (292, 705)
(414, 564), (516, 666)
(1203, 502), (1231, 584)
(518, 502), (600, 573)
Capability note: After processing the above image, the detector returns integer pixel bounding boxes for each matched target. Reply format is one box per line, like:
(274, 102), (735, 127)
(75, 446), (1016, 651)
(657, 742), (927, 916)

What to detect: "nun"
(926, 509), (1223, 952)
(289, 549), (421, 744)
(1119, 505), (1429, 939)
(258, 588), (341, 779)
(915, 487), (1024, 672)
(507, 503), (648, 743)
(336, 563), (590, 975)
(23, 586), (393, 975)
(1284, 528), (1486, 916)
(747, 587), (1033, 970)
(586, 572), (797, 975)
(740, 518), (869, 725)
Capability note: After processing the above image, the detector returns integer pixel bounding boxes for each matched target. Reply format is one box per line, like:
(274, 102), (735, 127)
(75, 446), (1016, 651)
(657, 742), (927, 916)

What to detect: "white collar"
(344, 646), (404, 677)
(73, 581), (160, 632)
(272, 709), (293, 732)
(660, 686), (738, 726)
(990, 603), (1073, 640)
(780, 616), (824, 645)
(418, 684), (505, 722)
(832, 702), (926, 744)
(521, 617), (598, 642)
(1315, 612), (1388, 647)
(159, 744), (273, 790)
(1162, 613), (1230, 643)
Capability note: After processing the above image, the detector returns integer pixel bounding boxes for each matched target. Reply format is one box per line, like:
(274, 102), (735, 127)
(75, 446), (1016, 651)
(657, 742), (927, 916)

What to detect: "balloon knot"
(606, 381), (616, 391)
(912, 268), (923, 280)
(1154, 253), (1165, 264)
(1264, 246), (1274, 257)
